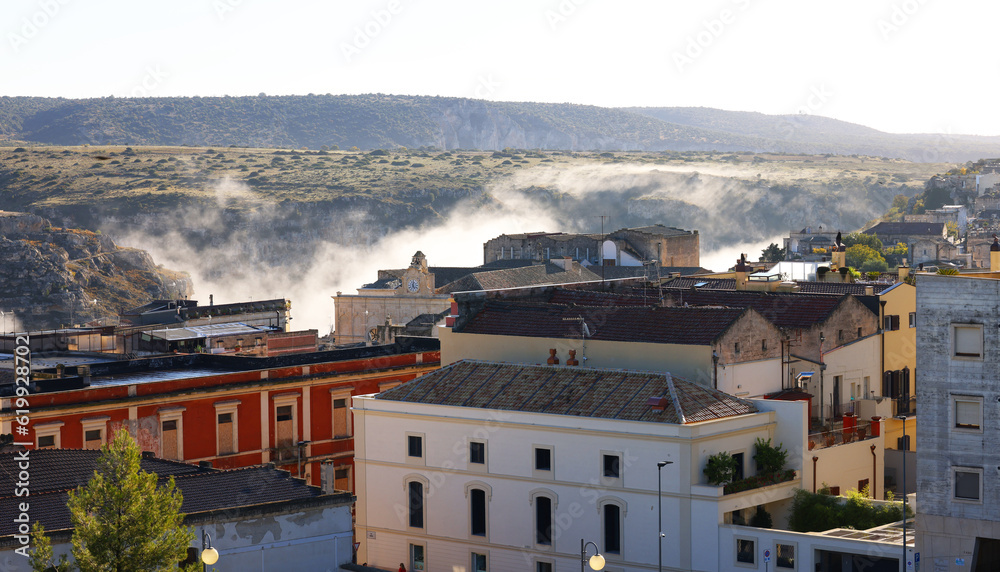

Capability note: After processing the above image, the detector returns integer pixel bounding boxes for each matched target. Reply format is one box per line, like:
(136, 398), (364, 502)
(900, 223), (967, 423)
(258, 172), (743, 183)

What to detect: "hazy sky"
(3, 0), (997, 135)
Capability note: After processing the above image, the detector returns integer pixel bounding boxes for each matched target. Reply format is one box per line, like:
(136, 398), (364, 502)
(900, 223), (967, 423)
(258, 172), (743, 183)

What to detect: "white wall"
(719, 358), (783, 397)
(717, 524), (906, 572)
(354, 396), (782, 572)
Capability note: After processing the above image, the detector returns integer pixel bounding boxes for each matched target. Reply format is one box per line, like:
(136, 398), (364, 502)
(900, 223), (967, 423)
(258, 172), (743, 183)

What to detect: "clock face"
(407, 279), (420, 293)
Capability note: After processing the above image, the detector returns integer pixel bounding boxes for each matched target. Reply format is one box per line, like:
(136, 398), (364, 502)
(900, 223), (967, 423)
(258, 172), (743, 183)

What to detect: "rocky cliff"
(0, 211), (193, 330)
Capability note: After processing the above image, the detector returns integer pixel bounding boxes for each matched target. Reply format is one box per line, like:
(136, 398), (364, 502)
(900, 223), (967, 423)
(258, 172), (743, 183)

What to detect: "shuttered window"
(956, 399), (982, 429)
(162, 420), (178, 460)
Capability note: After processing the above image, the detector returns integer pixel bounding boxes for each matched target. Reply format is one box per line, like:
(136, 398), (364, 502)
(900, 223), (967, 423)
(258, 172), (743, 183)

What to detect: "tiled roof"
(867, 222), (945, 236)
(0, 449), (201, 495)
(793, 281), (894, 296)
(588, 266), (710, 280)
(0, 450), (335, 536)
(376, 360), (756, 425)
(459, 299), (748, 345)
(440, 263), (602, 294)
(660, 277), (737, 290)
(549, 287), (849, 330)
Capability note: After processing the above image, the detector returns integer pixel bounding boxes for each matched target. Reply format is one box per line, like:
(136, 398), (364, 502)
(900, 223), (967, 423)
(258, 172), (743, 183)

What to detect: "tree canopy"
(760, 243), (786, 263)
(842, 232), (883, 251)
(64, 430), (195, 572)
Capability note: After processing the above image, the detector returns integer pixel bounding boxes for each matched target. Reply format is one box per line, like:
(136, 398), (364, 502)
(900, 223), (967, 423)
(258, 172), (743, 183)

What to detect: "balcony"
(892, 395), (916, 417)
(808, 419), (878, 451)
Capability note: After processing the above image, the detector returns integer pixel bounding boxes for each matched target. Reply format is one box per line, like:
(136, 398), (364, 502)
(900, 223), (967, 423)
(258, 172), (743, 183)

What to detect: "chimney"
(566, 349), (579, 366)
(734, 254), (750, 290)
(141, 451), (155, 460)
(831, 231), (847, 270)
(897, 260), (909, 282)
(547, 348), (559, 365)
(199, 460), (214, 470)
(991, 235), (1000, 272)
(445, 298), (458, 328)
(864, 286), (874, 296)
(209, 294), (214, 307)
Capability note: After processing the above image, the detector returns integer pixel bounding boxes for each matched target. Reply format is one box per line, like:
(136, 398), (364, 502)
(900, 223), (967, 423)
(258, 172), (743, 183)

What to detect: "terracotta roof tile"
(376, 360), (756, 425)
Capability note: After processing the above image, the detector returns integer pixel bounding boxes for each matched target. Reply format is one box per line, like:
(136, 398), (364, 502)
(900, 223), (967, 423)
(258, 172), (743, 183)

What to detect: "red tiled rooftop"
(376, 360), (757, 425)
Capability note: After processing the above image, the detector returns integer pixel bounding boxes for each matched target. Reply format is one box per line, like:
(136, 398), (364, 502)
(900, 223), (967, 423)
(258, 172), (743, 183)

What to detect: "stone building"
(915, 252), (1000, 570)
(483, 224), (700, 268)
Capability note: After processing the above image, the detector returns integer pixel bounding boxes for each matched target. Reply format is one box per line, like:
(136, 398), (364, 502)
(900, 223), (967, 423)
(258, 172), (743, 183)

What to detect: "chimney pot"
(547, 348), (559, 365)
(647, 396), (668, 411)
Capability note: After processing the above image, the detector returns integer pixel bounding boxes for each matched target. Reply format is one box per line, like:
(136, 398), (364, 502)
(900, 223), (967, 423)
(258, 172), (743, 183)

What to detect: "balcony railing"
(892, 395), (916, 417)
(808, 419), (877, 451)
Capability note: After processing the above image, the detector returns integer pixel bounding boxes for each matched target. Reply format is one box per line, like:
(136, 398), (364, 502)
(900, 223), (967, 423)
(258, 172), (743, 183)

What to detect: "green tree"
(860, 257), (889, 274)
(845, 244), (885, 270)
(29, 522), (73, 572)
(752, 438), (789, 475)
(759, 243), (786, 263)
(884, 242), (908, 267)
(68, 430), (196, 572)
(703, 451), (738, 486)
(842, 232), (883, 251)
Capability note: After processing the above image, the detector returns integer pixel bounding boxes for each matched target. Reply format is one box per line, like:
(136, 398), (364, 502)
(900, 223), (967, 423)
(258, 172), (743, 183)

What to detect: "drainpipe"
(870, 444), (877, 499)
(819, 333), (826, 429)
(812, 456), (819, 493)
(879, 300), (887, 398)
(712, 350), (719, 390)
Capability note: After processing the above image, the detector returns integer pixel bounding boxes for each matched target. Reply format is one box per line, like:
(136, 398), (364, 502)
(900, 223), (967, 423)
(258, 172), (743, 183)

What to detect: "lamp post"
(819, 333), (826, 429)
(201, 529), (219, 571)
(580, 539), (605, 572)
(657, 460), (673, 572)
(896, 415), (908, 565)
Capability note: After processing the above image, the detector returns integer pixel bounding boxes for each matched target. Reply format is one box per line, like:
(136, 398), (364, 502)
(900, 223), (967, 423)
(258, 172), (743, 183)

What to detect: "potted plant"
(704, 451), (738, 486)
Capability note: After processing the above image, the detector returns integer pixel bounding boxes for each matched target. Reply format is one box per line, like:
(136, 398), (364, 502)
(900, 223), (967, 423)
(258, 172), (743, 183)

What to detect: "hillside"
(0, 145), (953, 332)
(0, 95), (998, 162)
(0, 210), (192, 329)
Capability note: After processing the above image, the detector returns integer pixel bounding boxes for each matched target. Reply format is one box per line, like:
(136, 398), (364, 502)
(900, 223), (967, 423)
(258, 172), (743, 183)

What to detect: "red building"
(1, 338), (440, 491)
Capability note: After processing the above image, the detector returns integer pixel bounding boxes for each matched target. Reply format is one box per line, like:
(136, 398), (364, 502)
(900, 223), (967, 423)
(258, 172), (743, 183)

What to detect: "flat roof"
(89, 367), (241, 387)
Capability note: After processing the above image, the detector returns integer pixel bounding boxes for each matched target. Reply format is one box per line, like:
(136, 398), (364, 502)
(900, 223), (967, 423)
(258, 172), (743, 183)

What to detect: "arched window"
(598, 497), (627, 556)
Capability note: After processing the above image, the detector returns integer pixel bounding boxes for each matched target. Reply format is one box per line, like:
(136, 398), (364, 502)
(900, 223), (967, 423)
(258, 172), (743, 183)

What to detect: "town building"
(0, 449), (356, 571)
(784, 226), (840, 259)
(353, 360), (894, 572)
(333, 251), (616, 346)
(915, 244), (1000, 570)
(483, 225), (701, 268)
(0, 338), (440, 491)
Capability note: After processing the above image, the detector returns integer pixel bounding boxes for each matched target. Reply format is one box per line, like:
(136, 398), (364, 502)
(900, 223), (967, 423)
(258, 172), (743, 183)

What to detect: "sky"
(3, 0), (1000, 136)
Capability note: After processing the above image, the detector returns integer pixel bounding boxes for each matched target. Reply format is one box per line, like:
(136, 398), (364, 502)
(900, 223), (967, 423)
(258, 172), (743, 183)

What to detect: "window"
(214, 400), (240, 456)
(408, 481), (425, 528)
(734, 342), (740, 354)
(35, 422), (64, 449)
(409, 543), (425, 571)
(955, 468), (982, 502)
(470, 488), (487, 536)
(158, 407), (185, 461)
(838, 329), (844, 342)
(908, 312), (916, 328)
(470, 441), (486, 465)
(884, 315), (900, 331)
(535, 496), (553, 545)
(471, 552), (487, 572)
(857, 327), (863, 338)
(81, 416), (109, 450)
(953, 324), (983, 359)
(776, 543), (796, 569)
(761, 339), (767, 351)
(736, 537), (755, 564)
(334, 466), (351, 491)
(955, 397), (983, 430)
(536, 562), (553, 572)
(603, 503), (622, 554)
(732, 452), (745, 481)
(272, 393), (299, 462)
(408, 434), (423, 458)
(858, 478), (870, 494)
(535, 446), (552, 472)
(603, 453), (621, 479)
(331, 391), (351, 438)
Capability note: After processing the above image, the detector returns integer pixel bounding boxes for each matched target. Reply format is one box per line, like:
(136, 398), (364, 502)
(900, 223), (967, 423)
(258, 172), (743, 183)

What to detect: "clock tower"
(400, 251), (433, 296)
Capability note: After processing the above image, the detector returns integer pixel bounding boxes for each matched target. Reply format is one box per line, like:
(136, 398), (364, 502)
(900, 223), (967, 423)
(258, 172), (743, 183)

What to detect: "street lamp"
(201, 529), (219, 570)
(657, 460), (673, 572)
(896, 415), (908, 565)
(580, 539), (605, 571)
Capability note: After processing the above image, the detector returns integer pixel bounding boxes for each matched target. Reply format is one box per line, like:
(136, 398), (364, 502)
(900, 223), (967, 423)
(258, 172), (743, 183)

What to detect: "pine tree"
(67, 430), (196, 572)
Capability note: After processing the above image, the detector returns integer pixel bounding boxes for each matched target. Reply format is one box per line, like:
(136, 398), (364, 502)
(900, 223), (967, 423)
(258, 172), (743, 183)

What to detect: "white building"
(354, 360), (896, 572)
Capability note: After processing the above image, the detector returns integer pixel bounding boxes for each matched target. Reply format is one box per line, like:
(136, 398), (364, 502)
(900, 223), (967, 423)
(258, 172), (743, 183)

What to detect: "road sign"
(764, 548), (771, 562)
(353, 542), (360, 552)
